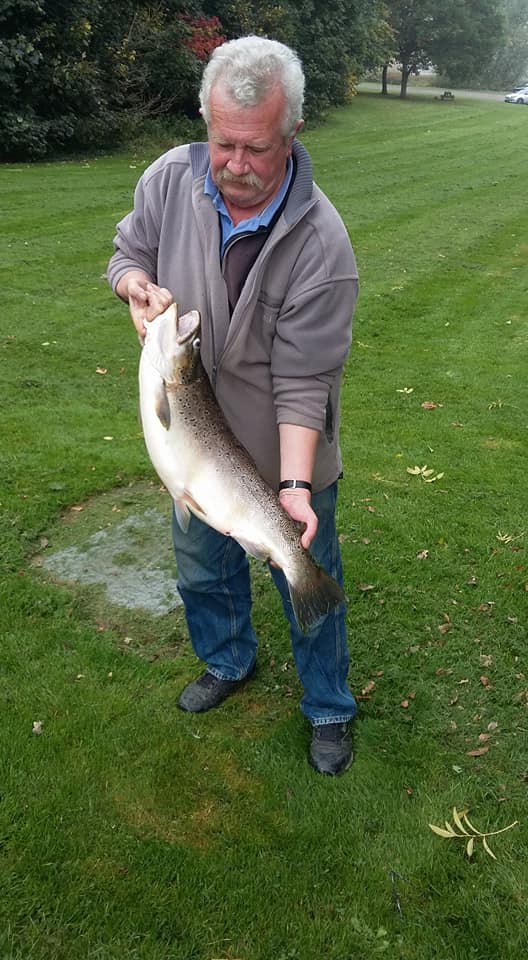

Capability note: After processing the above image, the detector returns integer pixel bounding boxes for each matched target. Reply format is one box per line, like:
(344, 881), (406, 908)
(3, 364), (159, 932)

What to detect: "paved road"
(358, 80), (508, 102)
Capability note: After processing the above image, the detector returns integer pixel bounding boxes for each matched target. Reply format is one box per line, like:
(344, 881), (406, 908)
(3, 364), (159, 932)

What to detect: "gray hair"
(199, 35), (305, 137)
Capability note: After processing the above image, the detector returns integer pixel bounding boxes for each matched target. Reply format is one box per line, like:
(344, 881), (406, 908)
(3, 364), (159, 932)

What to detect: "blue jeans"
(172, 483), (357, 725)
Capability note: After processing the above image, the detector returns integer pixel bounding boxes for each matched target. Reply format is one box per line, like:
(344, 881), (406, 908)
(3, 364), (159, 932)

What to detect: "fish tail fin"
(286, 560), (345, 633)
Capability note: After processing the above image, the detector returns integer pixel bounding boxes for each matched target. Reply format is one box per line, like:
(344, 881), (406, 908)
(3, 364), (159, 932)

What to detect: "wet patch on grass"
(33, 481), (182, 615)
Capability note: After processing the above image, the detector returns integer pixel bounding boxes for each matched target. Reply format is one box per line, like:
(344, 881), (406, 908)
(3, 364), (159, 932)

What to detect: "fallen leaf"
(482, 837), (497, 860)
(466, 746), (489, 757)
(404, 785), (413, 795)
(401, 699), (410, 709)
(438, 622), (452, 634)
(416, 549), (429, 559)
(32, 721), (43, 735)
(424, 471), (444, 483)
(487, 721), (498, 732)
(361, 680), (376, 696)
(480, 676), (491, 686)
(95, 367), (107, 375)
(357, 583), (375, 592)
(429, 823), (455, 838)
(421, 401), (439, 410)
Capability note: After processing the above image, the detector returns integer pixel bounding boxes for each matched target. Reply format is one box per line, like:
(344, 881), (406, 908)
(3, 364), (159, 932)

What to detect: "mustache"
(215, 167), (264, 190)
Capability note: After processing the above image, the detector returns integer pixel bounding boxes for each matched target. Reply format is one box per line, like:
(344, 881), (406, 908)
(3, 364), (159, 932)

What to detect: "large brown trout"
(139, 303), (345, 632)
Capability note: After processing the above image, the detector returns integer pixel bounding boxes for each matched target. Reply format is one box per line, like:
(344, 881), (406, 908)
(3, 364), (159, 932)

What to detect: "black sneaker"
(309, 722), (353, 776)
(178, 667), (254, 713)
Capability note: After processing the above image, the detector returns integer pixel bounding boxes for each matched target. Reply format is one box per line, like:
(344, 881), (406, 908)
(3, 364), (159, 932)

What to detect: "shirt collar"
(204, 157), (293, 235)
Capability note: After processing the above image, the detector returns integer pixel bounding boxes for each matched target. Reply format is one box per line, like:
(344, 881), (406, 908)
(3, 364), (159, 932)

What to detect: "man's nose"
(226, 147), (250, 175)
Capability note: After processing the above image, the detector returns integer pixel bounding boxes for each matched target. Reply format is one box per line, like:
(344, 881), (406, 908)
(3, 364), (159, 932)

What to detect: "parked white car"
(505, 86), (528, 103)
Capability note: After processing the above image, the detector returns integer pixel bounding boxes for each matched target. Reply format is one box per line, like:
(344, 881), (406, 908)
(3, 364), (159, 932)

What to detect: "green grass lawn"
(1, 92), (527, 959)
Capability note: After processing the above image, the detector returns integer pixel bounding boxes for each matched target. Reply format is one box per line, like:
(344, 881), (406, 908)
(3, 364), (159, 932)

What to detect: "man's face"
(207, 84), (302, 219)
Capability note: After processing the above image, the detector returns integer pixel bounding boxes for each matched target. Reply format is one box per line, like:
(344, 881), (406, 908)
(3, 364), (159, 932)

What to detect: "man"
(108, 35), (359, 775)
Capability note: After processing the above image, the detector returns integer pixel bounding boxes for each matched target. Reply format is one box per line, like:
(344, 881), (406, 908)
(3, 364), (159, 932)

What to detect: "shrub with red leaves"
(181, 15), (225, 62)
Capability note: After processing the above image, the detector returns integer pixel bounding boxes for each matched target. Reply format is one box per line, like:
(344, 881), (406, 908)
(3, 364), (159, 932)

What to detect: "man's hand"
(116, 271), (173, 343)
(130, 280), (173, 344)
(279, 488), (318, 550)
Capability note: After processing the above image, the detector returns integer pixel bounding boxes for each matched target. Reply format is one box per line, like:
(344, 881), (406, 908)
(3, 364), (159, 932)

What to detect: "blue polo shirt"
(204, 158), (293, 256)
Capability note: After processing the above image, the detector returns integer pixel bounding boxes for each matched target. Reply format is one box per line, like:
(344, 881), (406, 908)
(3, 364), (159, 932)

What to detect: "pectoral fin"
(173, 491), (209, 533)
(155, 382), (171, 430)
(173, 499), (191, 533)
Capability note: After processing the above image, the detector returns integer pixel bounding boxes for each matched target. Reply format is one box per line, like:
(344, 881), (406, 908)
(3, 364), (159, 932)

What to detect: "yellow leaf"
(453, 808), (469, 835)
(429, 824), (456, 838)
(462, 813), (483, 836)
(482, 837), (497, 860)
(466, 837), (474, 858)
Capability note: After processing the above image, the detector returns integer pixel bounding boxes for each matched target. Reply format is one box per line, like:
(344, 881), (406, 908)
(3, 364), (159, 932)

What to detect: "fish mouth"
(176, 307), (201, 344)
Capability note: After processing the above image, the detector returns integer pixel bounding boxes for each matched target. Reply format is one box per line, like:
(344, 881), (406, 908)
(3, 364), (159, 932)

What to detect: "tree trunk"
(400, 62), (410, 98)
(381, 63), (388, 95)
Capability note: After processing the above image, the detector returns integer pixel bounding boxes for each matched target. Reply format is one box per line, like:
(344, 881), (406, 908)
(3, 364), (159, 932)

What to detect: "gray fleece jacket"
(108, 139), (359, 493)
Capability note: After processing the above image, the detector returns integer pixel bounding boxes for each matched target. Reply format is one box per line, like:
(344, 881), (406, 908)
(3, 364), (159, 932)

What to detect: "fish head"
(144, 303), (201, 385)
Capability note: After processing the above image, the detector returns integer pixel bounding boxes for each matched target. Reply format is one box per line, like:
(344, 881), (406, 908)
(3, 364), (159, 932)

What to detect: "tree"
(470, 0), (528, 90)
(382, 0), (436, 98)
(0, 0), (224, 159)
(384, 0), (506, 97)
(430, 0), (505, 87)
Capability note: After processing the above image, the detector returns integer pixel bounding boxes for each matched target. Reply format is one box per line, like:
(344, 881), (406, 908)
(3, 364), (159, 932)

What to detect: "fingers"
(128, 281), (174, 344)
(278, 490), (319, 550)
(144, 283), (173, 321)
(300, 514), (318, 550)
